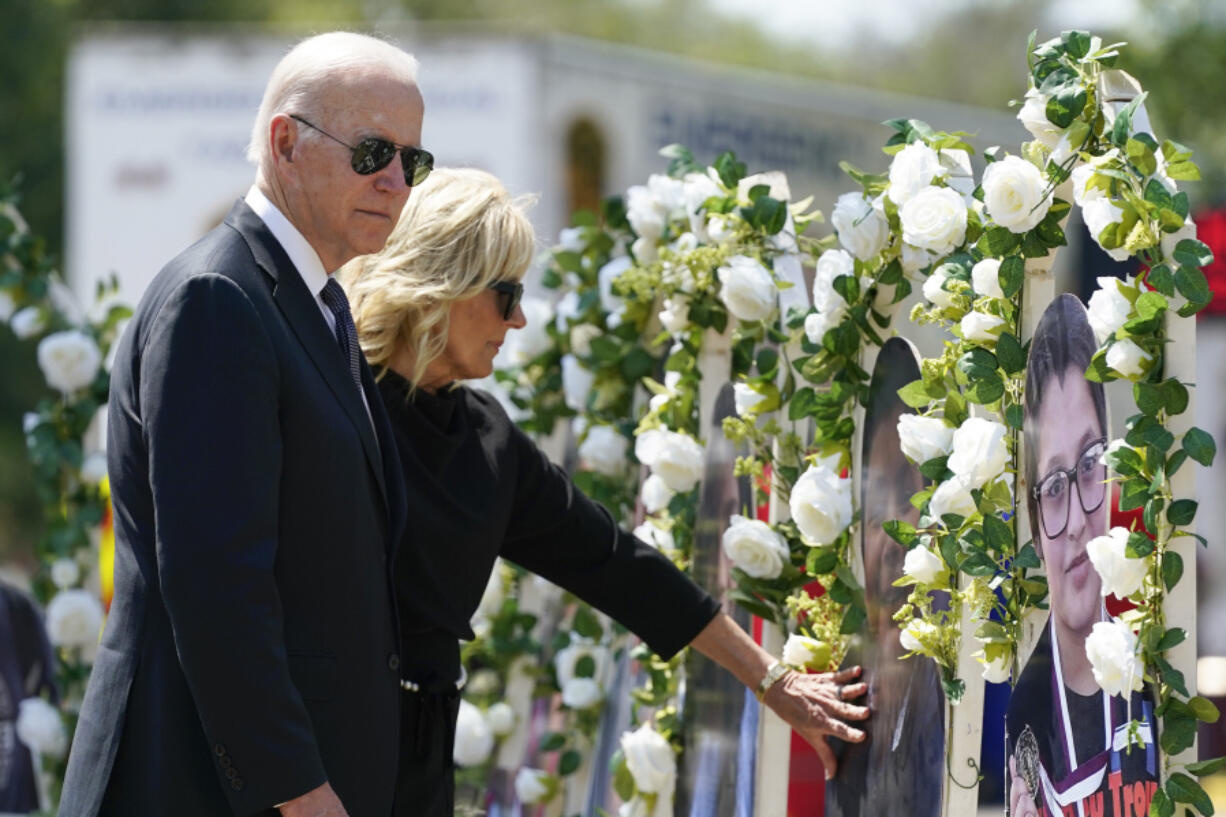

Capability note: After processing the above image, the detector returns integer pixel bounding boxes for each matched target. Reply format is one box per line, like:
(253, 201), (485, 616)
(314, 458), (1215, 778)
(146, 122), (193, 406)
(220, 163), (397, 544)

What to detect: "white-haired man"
(59, 32), (427, 817)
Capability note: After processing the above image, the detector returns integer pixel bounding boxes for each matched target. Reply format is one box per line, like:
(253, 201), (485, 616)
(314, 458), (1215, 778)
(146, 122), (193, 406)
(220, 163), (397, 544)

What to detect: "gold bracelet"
(754, 660), (790, 702)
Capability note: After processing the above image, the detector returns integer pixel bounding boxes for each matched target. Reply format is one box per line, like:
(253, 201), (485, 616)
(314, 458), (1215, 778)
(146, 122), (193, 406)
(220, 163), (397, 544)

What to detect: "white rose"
(1017, 91), (1064, 150)
(804, 309), (843, 345)
(1082, 198), (1130, 262)
(485, 702), (516, 737)
(922, 264), (960, 310)
(971, 258), (1005, 299)
(901, 243), (938, 277)
(561, 355), (594, 412)
(22, 412), (39, 436)
(619, 798), (651, 817)
(555, 639), (610, 689)
(982, 156), (1051, 234)
(0, 290), (16, 322)
(641, 474), (675, 514)
(561, 677), (605, 709)
(657, 295), (689, 335)
(976, 648), (1012, 684)
(633, 521), (675, 551)
(626, 185), (667, 240)
(733, 382), (768, 417)
(557, 227), (585, 253)
(721, 514), (790, 579)
(453, 699), (495, 767)
(948, 418), (1009, 490)
(897, 415), (955, 464)
(1086, 527), (1147, 600)
(815, 248), (855, 295)
(1086, 620), (1144, 698)
(599, 255), (632, 317)
(717, 255), (776, 323)
(683, 172), (725, 238)
(45, 588), (103, 654)
(80, 451), (108, 485)
(900, 619), (939, 655)
(50, 558), (80, 590)
(648, 173), (687, 214)
(888, 141), (943, 206)
(782, 634), (831, 671)
(635, 429), (704, 492)
(16, 697), (67, 758)
(515, 767), (554, 805)
(569, 324), (602, 358)
(555, 290), (582, 333)
(1106, 339), (1153, 379)
(620, 723), (676, 794)
(900, 186), (968, 256)
(903, 544), (944, 585)
(1086, 277), (1133, 345)
(831, 191), (890, 261)
(632, 236), (658, 267)
(929, 477), (977, 521)
(37, 330), (102, 395)
(961, 310), (1006, 344)
(1070, 163), (1107, 207)
(1160, 220), (1196, 263)
(579, 426), (628, 477)
(790, 459), (853, 547)
(10, 306), (45, 340)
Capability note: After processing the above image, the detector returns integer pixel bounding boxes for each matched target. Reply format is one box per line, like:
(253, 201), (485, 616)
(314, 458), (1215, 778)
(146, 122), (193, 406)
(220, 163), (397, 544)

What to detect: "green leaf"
(1147, 264), (1176, 296)
(999, 255), (1025, 297)
(788, 387), (817, 421)
(1189, 696), (1221, 724)
(983, 515), (1013, 552)
(966, 374), (1005, 405)
(1162, 710), (1198, 756)
(1156, 627), (1186, 651)
(1134, 382), (1164, 417)
(730, 591), (778, 622)
(1162, 550), (1184, 591)
(1144, 497), (1165, 534)
(574, 654), (596, 678)
(1174, 264), (1213, 308)
(1125, 531), (1155, 558)
(945, 389), (969, 427)
(919, 456), (950, 481)
(1014, 542), (1041, 569)
(839, 602), (867, 635)
(1183, 427), (1217, 467)
(1186, 757), (1226, 776)
(613, 753), (636, 801)
(540, 732), (566, 752)
(1166, 772), (1213, 815)
(573, 606), (605, 639)
(715, 151), (747, 188)
(806, 546), (839, 575)
(1134, 291), (1168, 321)
(1163, 380), (1190, 416)
(1148, 787), (1175, 817)
(883, 521), (918, 547)
(1168, 499), (1197, 526)
(996, 331), (1025, 374)
(898, 379), (937, 409)
(1004, 403), (1024, 430)
(1111, 92), (1149, 147)
(1173, 238), (1214, 269)
(756, 348), (779, 376)
(559, 749), (582, 776)
(621, 347), (655, 382)
(978, 228), (1022, 258)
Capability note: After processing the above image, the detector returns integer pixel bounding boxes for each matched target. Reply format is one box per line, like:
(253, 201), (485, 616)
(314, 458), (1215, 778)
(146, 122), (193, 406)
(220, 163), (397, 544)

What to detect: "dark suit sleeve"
(492, 407), (720, 659)
(139, 273), (326, 812)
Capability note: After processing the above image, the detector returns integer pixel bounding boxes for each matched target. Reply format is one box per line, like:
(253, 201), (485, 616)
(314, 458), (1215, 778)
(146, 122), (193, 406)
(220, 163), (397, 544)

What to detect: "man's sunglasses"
(290, 115), (434, 188)
(489, 281), (523, 321)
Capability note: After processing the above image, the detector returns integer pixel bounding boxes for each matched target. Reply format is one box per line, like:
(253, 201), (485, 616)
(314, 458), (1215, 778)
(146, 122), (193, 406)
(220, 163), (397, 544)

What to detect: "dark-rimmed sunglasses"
(489, 281), (523, 321)
(1030, 437), (1108, 539)
(290, 114), (433, 187)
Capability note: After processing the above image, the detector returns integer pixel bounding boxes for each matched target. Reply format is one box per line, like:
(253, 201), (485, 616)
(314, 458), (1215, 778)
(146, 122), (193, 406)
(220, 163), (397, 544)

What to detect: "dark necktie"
(320, 278), (364, 398)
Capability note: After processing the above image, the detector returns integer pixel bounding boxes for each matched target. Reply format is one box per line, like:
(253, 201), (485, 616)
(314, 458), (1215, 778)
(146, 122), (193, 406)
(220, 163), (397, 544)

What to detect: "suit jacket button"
(232, 778), (244, 791)
(219, 755), (232, 768)
(225, 767), (237, 779)
(213, 744), (226, 757)
(387, 653), (400, 671)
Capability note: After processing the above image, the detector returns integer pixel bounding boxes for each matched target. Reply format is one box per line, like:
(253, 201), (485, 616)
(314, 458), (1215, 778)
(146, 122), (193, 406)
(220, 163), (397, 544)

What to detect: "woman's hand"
(688, 613), (871, 778)
(762, 665), (869, 777)
(1008, 755), (1039, 817)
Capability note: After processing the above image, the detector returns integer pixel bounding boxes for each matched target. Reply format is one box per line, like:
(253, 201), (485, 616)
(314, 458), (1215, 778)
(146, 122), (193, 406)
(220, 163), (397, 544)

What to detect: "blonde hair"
(339, 167), (537, 387)
(247, 32), (419, 173)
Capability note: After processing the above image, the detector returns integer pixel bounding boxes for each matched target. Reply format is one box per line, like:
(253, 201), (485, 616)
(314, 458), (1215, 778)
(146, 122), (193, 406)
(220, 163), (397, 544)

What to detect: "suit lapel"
(364, 365), (407, 557)
(224, 202), (388, 505)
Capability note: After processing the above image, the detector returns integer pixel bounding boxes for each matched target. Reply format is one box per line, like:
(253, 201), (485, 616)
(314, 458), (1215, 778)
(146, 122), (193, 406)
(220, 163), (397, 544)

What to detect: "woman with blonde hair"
(342, 167), (870, 816)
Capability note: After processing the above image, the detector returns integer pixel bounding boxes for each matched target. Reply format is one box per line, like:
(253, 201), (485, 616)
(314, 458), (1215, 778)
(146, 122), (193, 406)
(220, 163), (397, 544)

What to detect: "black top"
(379, 371), (721, 670)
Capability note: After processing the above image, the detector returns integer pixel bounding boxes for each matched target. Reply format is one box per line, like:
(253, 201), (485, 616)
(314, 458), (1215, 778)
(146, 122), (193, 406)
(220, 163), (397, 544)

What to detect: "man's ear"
(269, 114), (297, 166)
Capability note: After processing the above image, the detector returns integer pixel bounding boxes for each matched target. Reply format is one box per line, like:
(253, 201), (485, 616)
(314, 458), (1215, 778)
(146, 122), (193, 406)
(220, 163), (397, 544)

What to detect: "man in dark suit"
(59, 31), (422, 817)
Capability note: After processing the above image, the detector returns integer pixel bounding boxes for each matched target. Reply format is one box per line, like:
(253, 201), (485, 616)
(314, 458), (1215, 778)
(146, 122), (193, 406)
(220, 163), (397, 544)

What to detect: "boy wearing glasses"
(1005, 294), (1158, 817)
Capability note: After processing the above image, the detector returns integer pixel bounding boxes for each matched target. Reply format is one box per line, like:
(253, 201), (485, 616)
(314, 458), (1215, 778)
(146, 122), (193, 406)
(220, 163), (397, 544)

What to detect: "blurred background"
(2, 0), (1225, 809)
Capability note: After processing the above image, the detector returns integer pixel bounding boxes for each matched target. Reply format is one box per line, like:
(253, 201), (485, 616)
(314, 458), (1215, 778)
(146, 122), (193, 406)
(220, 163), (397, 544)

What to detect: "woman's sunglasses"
(290, 115), (434, 187)
(489, 281), (524, 321)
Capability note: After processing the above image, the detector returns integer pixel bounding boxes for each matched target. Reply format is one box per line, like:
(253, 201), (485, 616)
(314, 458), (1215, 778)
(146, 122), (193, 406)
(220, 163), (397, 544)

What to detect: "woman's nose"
(507, 303), (527, 329)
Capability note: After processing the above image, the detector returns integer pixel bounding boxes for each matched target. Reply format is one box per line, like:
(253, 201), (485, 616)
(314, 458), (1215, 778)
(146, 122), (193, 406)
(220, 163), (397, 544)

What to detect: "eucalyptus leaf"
(1168, 499), (1197, 526)
(1147, 264), (1175, 298)
(1166, 772), (1212, 815)
(1186, 756), (1226, 776)
(1174, 264), (1212, 307)
(1125, 531), (1155, 558)
(996, 331), (1025, 374)
(1183, 427), (1217, 466)
(1148, 787), (1174, 817)
(1173, 238), (1214, 269)
(883, 521), (918, 547)
(1189, 695), (1220, 724)
(1162, 550), (1184, 591)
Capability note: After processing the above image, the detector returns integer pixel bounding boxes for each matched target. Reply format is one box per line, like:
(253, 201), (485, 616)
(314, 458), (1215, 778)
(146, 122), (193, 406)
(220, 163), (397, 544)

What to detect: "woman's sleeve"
(497, 416), (719, 659)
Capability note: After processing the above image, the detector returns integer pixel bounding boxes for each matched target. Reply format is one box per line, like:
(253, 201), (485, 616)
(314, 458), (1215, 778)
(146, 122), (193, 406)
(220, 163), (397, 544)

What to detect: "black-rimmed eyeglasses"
(1031, 437), (1108, 539)
(489, 281), (523, 321)
(290, 115), (434, 188)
